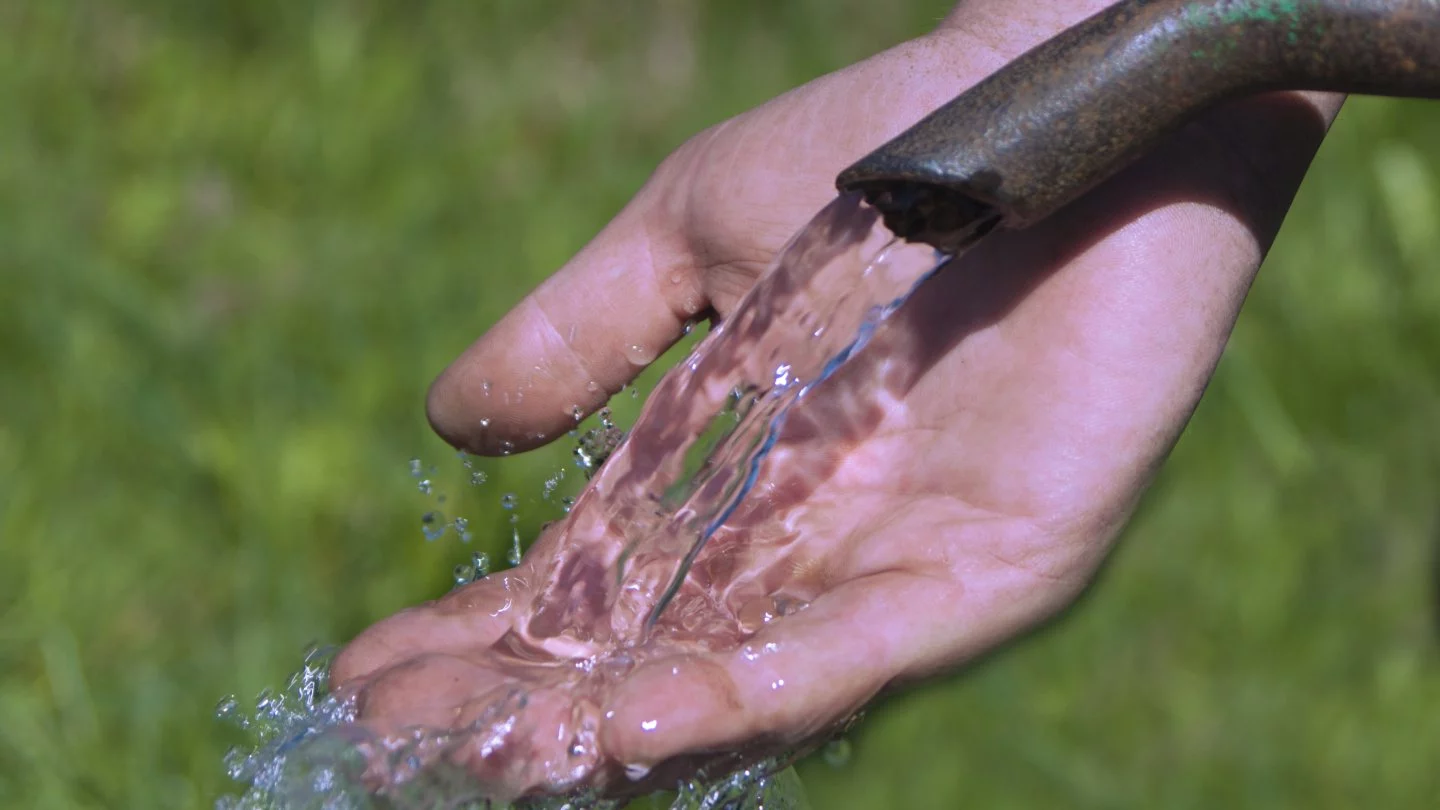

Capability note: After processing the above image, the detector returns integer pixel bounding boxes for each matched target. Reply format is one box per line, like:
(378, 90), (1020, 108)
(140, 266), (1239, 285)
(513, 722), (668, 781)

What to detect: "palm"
(331, 6), (1338, 802)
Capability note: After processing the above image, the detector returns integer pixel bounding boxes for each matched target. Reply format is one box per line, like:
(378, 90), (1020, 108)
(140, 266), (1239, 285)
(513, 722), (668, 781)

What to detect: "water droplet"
(507, 527), (523, 566)
(822, 738), (852, 768)
(500, 493), (516, 510)
(773, 363), (793, 388)
(215, 695), (240, 722)
(630, 385), (639, 398)
(626, 762), (652, 781)
(472, 551), (490, 577)
(498, 440), (514, 456)
(569, 404), (584, 422)
(542, 470), (565, 500)
(224, 745), (250, 780)
(453, 562), (475, 586)
(478, 417), (491, 429)
(311, 767), (336, 793)
(624, 343), (655, 365)
(775, 597), (810, 616)
(681, 318), (696, 335)
(470, 470), (488, 486)
(560, 496), (575, 513)
(421, 511), (446, 541)
(667, 271), (684, 285)
(458, 451), (473, 468)
(452, 516), (469, 534)
(408, 458), (423, 478)
(417, 479), (432, 495)
(585, 380), (602, 394)
(480, 379), (492, 395)
(573, 445), (595, 472)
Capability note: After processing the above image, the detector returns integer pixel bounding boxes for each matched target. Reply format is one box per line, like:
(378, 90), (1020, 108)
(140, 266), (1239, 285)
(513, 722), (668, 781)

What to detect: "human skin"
(330, 0), (1344, 798)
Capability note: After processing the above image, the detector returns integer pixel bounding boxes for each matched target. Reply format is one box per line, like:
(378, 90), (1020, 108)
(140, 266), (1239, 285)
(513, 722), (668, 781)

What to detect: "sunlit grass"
(1, 2), (1437, 808)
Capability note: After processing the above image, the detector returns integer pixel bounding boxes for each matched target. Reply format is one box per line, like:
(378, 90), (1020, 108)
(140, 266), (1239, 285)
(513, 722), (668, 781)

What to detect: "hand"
(331, 0), (1343, 799)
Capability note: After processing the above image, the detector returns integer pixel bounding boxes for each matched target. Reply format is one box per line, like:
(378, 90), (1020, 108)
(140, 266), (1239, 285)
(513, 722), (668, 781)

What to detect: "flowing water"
(219, 192), (995, 809)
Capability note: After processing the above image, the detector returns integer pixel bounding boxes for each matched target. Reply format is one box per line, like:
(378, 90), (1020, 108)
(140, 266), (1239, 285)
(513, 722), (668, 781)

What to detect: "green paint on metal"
(1179, 0), (1305, 30)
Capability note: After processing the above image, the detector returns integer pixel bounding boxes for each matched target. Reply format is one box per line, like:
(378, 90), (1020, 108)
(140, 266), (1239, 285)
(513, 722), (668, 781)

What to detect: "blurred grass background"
(1, 0), (1438, 807)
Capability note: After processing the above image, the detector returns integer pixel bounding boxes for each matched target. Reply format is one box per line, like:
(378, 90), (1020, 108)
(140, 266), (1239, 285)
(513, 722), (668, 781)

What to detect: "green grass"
(2, 1), (1438, 807)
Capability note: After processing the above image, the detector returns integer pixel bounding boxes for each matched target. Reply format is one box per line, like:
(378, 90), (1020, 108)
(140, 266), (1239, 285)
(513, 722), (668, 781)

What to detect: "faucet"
(838, 0), (1440, 249)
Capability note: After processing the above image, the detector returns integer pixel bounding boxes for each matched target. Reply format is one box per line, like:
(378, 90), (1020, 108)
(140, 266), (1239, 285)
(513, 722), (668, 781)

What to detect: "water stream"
(219, 191), (995, 809)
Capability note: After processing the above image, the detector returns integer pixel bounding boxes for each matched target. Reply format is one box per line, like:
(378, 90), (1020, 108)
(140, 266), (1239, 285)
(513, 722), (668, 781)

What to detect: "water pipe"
(838, 0), (1440, 249)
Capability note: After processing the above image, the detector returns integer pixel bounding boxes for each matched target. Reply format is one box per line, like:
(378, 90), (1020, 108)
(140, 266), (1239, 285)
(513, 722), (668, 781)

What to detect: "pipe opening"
(847, 181), (1002, 253)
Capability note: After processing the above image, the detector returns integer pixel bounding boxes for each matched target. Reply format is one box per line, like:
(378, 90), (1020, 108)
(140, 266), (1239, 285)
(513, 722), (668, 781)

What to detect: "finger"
(354, 653), (510, 735)
(427, 187), (709, 455)
(598, 555), (1060, 774)
(354, 653), (605, 799)
(348, 653), (544, 800)
(450, 682), (605, 797)
(330, 572), (527, 687)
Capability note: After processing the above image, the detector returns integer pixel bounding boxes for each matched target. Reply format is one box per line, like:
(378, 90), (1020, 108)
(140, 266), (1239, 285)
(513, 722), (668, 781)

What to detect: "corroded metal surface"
(839, 0), (1440, 243)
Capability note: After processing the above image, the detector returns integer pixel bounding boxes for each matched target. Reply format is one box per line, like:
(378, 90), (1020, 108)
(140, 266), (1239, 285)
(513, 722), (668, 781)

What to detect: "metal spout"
(838, 0), (1440, 247)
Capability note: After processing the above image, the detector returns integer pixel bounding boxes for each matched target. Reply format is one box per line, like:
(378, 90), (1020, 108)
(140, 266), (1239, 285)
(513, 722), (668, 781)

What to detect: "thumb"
(427, 187), (707, 455)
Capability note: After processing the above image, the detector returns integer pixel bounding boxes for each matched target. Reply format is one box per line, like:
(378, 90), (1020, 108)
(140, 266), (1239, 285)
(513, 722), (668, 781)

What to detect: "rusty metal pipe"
(838, 0), (1440, 248)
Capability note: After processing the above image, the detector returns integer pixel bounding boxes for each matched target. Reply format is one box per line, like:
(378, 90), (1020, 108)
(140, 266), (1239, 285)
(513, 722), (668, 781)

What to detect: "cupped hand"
(331, 0), (1343, 800)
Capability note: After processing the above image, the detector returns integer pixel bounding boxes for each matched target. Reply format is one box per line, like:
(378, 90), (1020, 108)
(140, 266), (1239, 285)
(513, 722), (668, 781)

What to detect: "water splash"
(220, 192), (991, 807)
(573, 408), (625, 478)
(215, 647), (363, 810)
(516, 192), (980, 651)
(820, 739), (851, 769)
(420, 511), (446, 542)
(216, 646), (808, 809)
(455, 551), (492, 588)
(507, 525), (524, 567)
(669, 761), (809, 810)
